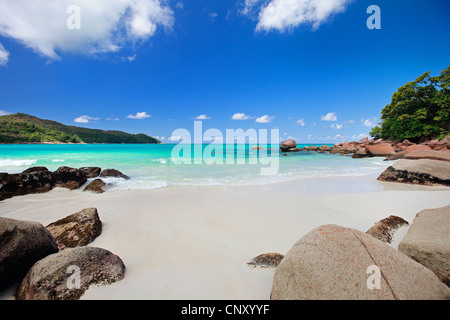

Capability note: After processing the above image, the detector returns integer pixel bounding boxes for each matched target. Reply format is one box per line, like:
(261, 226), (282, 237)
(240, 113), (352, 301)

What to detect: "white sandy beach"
(0, 173), (449, 300)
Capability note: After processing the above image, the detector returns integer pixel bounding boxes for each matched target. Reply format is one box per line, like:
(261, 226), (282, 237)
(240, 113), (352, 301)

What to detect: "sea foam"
(0, 159), (38, 167)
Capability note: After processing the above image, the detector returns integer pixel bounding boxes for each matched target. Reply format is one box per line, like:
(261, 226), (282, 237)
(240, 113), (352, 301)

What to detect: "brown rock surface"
(247, 253), (284, 268)
(99, 169), (130, 180)
(79, 167), (101, 178)
(46, 208), (102, 249)
(16, 247), (126, 300)
(403, 144), (432, 155)
(405, 150), (450, 162)
(84, 179), (106, 194)
(0, 170), (55, 201)
(280, 140), (297, 152)
(365, 143), (396, 157)
(352, 148), (370, 158)
(366, 215), (409, 244)
(53, 167), (88, 190)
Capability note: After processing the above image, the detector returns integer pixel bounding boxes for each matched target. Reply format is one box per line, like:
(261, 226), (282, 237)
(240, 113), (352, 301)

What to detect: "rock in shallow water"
(365, 143), (396, 157)
(16, 246), (126, 300)
(79, 167), (102, 178)
(404, 150), (450, 162)
(84, 178), (106, 194)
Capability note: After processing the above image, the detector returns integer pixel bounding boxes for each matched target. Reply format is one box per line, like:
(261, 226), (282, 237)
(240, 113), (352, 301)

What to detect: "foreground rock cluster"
(280, 137), (450, 187)
(0, 208), (125, 300)
(253, 205), (450, 300)
(0, 166), (129, 201)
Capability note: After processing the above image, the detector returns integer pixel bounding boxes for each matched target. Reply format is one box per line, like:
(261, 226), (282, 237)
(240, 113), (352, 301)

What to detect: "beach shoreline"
(1, 174), (449, 300)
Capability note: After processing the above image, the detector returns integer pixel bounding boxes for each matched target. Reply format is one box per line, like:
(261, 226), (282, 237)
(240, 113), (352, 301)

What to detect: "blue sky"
(0, 0), (449, 143)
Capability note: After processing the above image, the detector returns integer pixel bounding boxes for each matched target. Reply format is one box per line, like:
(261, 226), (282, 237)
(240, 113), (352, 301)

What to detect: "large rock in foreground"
(399, 205), (450, 286)
(46, 208), (102, 249)
(16, 247), (126, 300)
(377, 159), (450, 186)
(271, 225), (449, 300)
(0, 218), (58, 290)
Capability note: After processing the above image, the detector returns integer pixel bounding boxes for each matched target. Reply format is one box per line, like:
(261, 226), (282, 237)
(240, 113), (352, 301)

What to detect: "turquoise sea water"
(0, 144), (391, 190)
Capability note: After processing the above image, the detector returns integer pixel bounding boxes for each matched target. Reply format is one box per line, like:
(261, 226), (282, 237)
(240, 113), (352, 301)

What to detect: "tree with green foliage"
(370, 66), (450, 142)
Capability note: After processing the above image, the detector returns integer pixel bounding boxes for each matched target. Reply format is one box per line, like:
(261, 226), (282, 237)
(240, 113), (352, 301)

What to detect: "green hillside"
(0, 113), (161, 144)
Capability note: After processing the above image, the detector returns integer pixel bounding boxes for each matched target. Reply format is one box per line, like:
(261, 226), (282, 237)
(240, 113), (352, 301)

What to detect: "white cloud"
(255, 115), (275, 123)
(0, 109), (11, 116)
(126, 54), (137, 62)
(209, 12), (218, 19)
(240, 0), (265, 16)
(320, 112), (337, 121)
(243, 0), (352, 32)
(194, 114), (211, 120)
(127, 111), (151, 120)
(331, 123), (343, 130)
(295, 118), (305, 126)
(168, 135), (184, 142)
(0, 0), (174, 60)
(0, 42), (9, 66)
(74, 115), (100, 124)
(231, 113), (253, 120)
(361, 117), (377, 127)
(106, 117), (119, 121)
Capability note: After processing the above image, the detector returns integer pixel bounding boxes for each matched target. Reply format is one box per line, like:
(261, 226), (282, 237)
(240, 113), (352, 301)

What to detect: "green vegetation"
(370, 66), (450, 142)
(0, 113), (161, 144)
